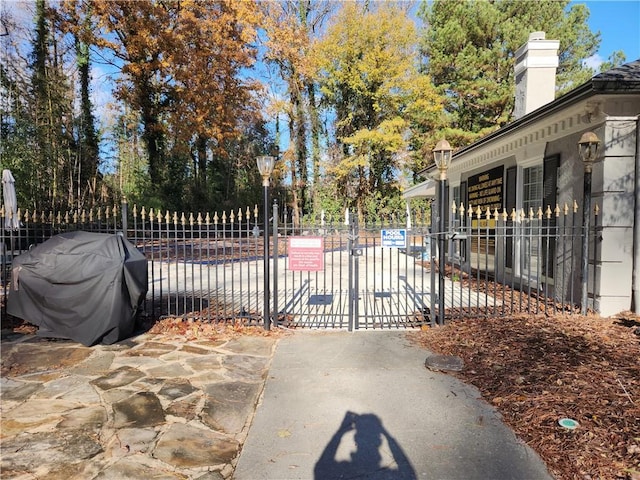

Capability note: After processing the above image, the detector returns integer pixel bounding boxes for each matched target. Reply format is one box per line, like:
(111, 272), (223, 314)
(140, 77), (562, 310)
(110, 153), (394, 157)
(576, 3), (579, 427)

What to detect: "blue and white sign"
(381, 229), (407, 248)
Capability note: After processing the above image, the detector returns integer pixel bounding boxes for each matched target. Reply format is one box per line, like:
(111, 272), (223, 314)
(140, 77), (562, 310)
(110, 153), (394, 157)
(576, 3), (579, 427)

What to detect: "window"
(449, 185), (464, 260)
(451, 186), (461, 225)
(521, 165), (543, 274)
(522, 165), (543, 214)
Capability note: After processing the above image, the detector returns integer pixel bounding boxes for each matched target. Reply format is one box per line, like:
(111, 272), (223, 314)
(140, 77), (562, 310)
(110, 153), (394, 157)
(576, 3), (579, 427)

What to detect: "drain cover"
(425, 354), (464, 372)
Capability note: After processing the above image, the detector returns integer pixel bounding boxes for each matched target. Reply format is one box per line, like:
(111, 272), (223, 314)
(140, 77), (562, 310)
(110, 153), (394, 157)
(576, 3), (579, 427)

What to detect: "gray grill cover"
(7, 231), (147, 346)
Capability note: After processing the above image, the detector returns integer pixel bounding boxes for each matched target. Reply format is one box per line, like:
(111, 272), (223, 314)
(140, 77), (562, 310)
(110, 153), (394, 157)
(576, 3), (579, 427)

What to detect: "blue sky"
(572, 0), (640, 66)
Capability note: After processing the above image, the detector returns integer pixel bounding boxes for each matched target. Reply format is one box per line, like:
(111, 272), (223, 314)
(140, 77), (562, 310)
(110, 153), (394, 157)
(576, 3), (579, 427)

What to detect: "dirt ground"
(411, 312), (640, 480)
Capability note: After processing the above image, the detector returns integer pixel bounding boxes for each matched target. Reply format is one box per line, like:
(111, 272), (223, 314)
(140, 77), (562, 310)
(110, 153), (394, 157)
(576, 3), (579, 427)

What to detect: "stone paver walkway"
(0, 330), (276, 479)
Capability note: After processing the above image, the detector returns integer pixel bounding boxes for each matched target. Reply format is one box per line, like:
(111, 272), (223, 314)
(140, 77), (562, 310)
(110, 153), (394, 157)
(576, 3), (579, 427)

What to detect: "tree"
(598, 50), (627, 72)
(164, 1), (262, 211)
(0, 6), (36, 209)
(57, 0), (101, 208)
(72, 7), (100, 207)
(30, 0), (77, 210)
(84, 0), (262, 210)
(107, 106), (149, 205)
(260, 0), (334, 224)
(418, 0), (602, 145)
(314, 2), (441, 218)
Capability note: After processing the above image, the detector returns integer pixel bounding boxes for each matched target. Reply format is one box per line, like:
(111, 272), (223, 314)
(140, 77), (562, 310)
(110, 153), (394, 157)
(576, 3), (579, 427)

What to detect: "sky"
(572, 0), (640, 67)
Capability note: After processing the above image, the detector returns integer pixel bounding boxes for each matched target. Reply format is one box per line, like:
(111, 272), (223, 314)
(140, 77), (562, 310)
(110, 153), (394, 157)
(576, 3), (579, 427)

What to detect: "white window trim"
(519, 155), (543, 169)
(511, 162), (544, 282)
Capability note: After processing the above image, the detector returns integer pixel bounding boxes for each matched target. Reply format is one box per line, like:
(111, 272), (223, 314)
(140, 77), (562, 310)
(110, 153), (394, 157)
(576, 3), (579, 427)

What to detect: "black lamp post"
(257, 155), (276, 330)
(578, 132), (600, 315)
(433, 139), (453, 326)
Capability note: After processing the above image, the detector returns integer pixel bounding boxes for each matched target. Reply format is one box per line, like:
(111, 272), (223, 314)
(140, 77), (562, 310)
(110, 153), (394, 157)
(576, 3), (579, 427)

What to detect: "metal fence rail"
(438, 202), (594, 322)
(2, 200), (596, 328)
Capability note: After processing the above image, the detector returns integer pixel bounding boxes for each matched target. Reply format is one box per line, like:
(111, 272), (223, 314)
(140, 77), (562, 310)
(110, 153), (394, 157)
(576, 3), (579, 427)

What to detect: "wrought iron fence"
(1, 199), (597, 328)
(433, 201), (596, 324)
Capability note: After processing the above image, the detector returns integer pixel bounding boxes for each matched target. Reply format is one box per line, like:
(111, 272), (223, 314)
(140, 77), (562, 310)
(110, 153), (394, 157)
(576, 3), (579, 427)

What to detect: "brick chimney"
(514, 32), (560, 119)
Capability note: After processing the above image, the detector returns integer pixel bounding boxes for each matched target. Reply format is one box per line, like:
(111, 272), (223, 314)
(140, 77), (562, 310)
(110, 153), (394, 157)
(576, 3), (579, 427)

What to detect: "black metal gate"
(273, 208), (432, 330)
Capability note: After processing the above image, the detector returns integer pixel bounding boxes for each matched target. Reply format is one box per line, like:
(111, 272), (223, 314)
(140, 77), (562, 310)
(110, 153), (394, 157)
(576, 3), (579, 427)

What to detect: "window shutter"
(505, 167), (517, 269)
(542, 155), (559, 279)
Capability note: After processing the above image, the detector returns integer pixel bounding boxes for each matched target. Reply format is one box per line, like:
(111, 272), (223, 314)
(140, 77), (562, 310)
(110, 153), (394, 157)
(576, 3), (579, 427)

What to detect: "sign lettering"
(288, 237), (324, 271)
(381, 229), (407, 248)
(467, 165), (504, 213)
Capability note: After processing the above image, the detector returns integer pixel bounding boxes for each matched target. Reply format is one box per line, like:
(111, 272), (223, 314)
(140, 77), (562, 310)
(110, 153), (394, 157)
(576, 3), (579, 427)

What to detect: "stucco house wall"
(594, 118), (638, 314)
(408, 60), (640, 317)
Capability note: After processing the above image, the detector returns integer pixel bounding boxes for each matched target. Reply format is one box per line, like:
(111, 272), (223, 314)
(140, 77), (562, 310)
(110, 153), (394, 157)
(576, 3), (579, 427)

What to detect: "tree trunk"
(307, 81), (321, 215)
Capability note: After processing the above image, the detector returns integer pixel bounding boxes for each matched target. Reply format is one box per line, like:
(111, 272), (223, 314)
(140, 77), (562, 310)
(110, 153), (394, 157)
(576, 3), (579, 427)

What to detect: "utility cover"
(7, 231), (147, 346)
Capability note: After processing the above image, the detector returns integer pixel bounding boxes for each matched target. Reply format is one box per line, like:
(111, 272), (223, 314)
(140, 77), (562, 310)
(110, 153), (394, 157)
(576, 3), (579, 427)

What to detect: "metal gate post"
(353, 215), (360, 330)
(347, 213), (360, 332)
(347, 216), (354, 332)
(272, 200), (279, 327)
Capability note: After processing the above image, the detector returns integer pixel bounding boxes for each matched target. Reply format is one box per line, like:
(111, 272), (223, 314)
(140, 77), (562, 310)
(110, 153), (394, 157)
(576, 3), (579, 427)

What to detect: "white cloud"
(583, 54), (603, 71)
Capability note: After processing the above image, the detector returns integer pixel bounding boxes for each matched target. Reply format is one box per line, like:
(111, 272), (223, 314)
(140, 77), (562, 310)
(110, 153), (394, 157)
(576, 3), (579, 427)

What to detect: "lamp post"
(578, 131), (600, 315)
(257, 155), (276, 330)
(433, 139), (453, 326)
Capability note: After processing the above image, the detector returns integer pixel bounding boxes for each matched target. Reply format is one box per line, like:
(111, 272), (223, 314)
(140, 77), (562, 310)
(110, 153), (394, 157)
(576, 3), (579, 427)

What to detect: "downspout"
(633, 116), (640, 313)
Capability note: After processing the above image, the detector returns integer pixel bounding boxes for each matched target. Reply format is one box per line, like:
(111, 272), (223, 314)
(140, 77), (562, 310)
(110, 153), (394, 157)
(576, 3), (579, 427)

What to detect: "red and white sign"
(288, 237), (324, 271)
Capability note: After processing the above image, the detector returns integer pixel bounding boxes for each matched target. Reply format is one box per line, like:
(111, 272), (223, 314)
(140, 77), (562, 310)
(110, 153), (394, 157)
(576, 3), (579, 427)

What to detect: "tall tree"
(166, 1), (261, 211)
(73, 8), (100, 207)
(30, 0), (76, 210)
(261, 0), (333, 224)
(0, 6), (37, 209)
(314, 2), (441, 218)
(418, 0), (604, 145)
(86, 0), (174, 204)
(83, 0), (262, 210)
(57, 0), (102, 208)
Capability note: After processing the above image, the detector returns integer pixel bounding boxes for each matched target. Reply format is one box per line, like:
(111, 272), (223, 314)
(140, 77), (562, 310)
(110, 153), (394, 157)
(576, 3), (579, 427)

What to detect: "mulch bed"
(411, 312), (640, 480)
(144, 311), (289, 339)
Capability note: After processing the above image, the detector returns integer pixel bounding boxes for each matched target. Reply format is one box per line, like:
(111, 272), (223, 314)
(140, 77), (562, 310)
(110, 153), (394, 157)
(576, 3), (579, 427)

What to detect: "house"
(406, 32), (640, 317)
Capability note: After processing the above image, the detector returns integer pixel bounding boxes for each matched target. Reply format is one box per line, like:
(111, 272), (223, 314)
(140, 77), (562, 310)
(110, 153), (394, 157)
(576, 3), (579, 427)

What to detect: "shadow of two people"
(314, 411), (417, 479)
